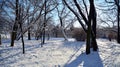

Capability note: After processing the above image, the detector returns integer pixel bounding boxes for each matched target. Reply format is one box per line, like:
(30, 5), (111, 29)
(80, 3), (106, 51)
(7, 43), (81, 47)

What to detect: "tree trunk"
(11, 0), (19, 47)
(89, 0), (98, 51)
(47, 33), (50, 40)
(11, 32), (16, 46)
(19, 3), (25, 54)
(59, 17), (68, 41)
(28, 19), (31, 40)
(41, 0), (47, 46)
(28, 29), (31, 40)
(63, 0), (98, 54)
(55, 31), (58, 37)
(42, 23), (46, 45)
(61, 27), (68, 41)
(20, 23), (25, 54)
(117, 0), (120, 43)
(21, 35), (25, 54)
(91, 31), (98, 51)
(86, 22), (91, 54)
(86, 0), (95, 55)
(0, 34), (1, 45)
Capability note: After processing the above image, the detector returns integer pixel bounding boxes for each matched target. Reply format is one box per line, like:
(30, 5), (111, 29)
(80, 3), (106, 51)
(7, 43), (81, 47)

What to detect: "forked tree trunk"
(86, 0), (94, 54)
(86, 0), (98, 54)
(63, 0), (98, 54)
(89, 0), (98, 51)
(59, 18), (68, 41)
(56, 5), (68, 41)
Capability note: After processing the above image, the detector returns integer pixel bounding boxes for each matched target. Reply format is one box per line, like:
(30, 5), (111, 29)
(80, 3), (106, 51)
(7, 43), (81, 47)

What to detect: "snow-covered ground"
(0, 37), (120, 67)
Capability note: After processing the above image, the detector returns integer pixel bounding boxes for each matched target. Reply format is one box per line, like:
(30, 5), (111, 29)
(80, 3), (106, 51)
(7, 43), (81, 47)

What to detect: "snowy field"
(0, 37), (120, 67)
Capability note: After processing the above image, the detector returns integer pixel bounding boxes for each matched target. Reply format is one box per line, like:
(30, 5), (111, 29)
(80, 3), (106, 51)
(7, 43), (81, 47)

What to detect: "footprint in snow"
(33, 55), (37, 58)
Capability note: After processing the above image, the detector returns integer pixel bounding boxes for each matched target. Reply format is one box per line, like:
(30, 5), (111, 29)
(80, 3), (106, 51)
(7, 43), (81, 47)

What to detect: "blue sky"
(1, 0), (116, 28)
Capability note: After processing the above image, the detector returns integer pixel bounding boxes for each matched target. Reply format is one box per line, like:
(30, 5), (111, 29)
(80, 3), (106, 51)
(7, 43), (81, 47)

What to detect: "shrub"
(108, 32), (117, 41)
(72, 28), (86, 41)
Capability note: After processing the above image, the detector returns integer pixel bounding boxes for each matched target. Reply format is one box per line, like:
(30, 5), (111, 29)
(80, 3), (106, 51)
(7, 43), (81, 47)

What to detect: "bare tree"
(41, 0), (47, 46)
(41, 0), (58, 46)
(15, 0), (44, 40)
(100, 0), (120, 43)
(63, 0), (98, 54)
(88, 0), (98, 53)
(10, 0), (19, 46)
(56, 1), (70, 41)
(115, 0), (120, 43)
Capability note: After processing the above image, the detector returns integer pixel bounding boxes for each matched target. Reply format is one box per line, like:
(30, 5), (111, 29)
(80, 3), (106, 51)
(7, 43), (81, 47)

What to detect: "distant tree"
(72, 28), (86, 41)
(41, 0), (58, 46)
(56, 1), (69, 41)
(101, 0), (120, 43)
(52, 26), (59, 37)
(0, 0), (13, 45)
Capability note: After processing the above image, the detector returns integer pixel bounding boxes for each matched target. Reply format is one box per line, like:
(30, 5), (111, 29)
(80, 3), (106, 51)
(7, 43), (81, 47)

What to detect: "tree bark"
(86, 0), (94, 54)
(19, 23), (25, 54)
(28, 29), (31, 40)
(0, 34), (1, 45)
(61, 27), (68, 41)
(59, 17), (68, 41)
(41, 0), (47, 46)
(11, 0), (19, 47)
(28, 18), (31, 40)
(88, 0), (98, 51)
(117, 0), (120, 43)
(86, 20), (91, 54)
(91, 31), (98, 51)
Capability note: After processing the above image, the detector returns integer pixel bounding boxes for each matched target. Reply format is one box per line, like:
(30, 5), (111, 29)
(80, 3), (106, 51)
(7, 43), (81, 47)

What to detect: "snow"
(0, 37), (120, 67)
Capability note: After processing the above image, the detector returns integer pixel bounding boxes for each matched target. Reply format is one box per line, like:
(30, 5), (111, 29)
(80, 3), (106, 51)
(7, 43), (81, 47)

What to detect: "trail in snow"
(0, 38), (120, 67)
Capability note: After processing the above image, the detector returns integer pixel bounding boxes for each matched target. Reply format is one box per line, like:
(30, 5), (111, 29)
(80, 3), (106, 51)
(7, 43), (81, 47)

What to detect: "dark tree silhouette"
(19, 5), (25, 54)
(41, 0), (47, 46)
(116, 0), (120, 43)
(63, 0), (98, 54)
(0, 34), (1, 45)
(89, 0), (98, 51)
(11, 0), (19, 46)
(28, 18), (31, 40)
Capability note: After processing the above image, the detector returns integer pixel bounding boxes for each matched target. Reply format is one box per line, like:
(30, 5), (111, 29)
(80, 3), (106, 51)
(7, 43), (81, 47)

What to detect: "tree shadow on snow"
(0, 42), (41, 66)
(59, 41), (85, 50)
(64, 51), (103, 67)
